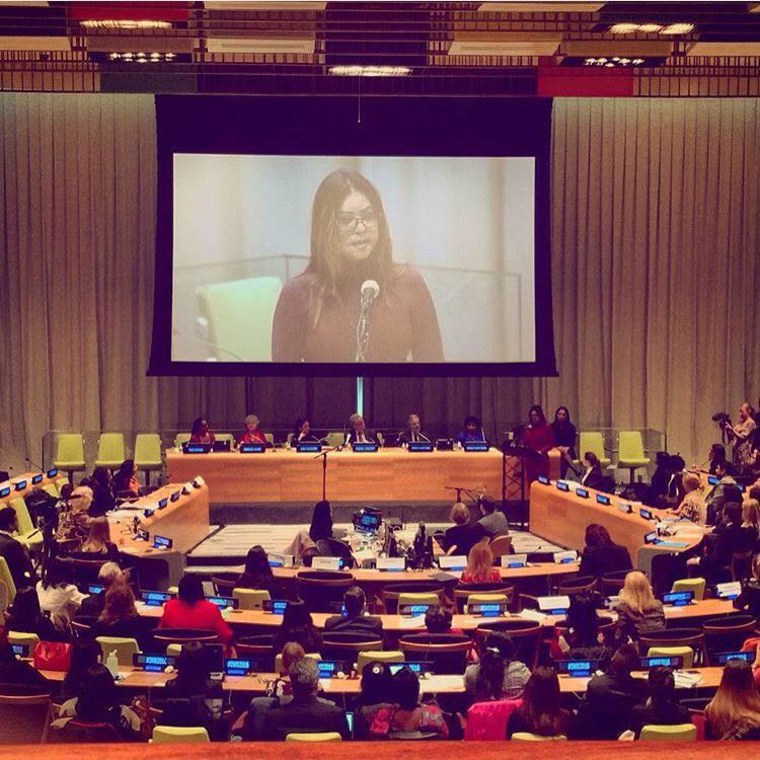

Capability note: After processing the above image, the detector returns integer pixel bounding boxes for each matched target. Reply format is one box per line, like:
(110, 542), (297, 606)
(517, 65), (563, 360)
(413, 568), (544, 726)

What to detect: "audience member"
(733, 555), (760, 619)
(158, 641), (228, 741)
(77, 562), (123, 619)
(506, 667), (571, 739)
(95, 579), (151, 650)
(441, 502), (484, 556)
(476, 498), (508, 539)
(705, 461), (741, 526)
(669, 472), (707, 526)
(460, 541), (500, 584)
(261, 658), (350, 740)
(464, 630), (530, 702)
(272, 600), (322, 655)
(285, 500), (334, 562)
(52, 664), (142, 741)
(355, 661), (397, 739)
(324, 586), (383, 636)
(0, 506), (36, 590)
(36, 559), (84, 630)
(424, 605), (463, 637)
(4, 586), (65, 642)
(456, 415), (486, 445)
(89, 467), (116, 515)
(235, 545), (293, 599)
(705, 659), (760, 740)
(628, 666), (691, 739)
(68, 517), (119, 561)
(0, 638), (50, 689)
(741, 498), (760, 546)
(572, 643), (647, 739)
(553, 593), (612, 664)
(60, 639), (102, 701)
(159, 574), (234, 649)
(580, 452), (605, 490)
(290, 417), (321, 446)
(615, 571), (665, 645)
(579, 524), (632, 579)
(112, 459), (140, 499)
(55, 486), (92, 548)
(346, 413), (379, 445)
(699, 502), (756, 584)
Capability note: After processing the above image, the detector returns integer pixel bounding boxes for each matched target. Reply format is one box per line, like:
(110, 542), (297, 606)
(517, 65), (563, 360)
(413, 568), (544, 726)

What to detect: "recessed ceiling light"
(660, 23), (695, 35)
(329, 65), (412, 77)
(80, 19), (172, 30)
(609, 23), (639, 34)
(638, 23), (663, 33)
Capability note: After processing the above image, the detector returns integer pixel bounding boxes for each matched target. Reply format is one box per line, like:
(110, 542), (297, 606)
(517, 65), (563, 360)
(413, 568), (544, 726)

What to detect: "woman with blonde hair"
(669, 472), (707, 526)
(76, 517), (119, 561)
(615, 570), (665, 645)
(741, 498), (760, 539)
(705, 659), (760, 739)
(460, 540), (500, 584)
(442, 502), (483, 556)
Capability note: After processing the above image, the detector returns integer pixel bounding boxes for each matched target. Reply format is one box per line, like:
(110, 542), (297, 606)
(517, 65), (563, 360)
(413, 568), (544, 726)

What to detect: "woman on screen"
(271, 169), (444, 363)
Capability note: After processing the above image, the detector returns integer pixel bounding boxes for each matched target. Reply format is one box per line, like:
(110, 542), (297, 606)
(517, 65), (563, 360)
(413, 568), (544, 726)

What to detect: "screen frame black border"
(150, 94), (556, 378)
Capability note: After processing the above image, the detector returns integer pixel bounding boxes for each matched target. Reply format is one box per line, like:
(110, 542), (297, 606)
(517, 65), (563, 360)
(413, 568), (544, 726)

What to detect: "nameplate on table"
(640, 655), (683, 670)
(182, 442), (211, 454)
(558, 660), (597, 678)
(239, 442), (267, 454)
(153, 535), (173, 550)
(463, 441), (489, 452)
(296, 442), (322, 453)
(716, 581), (741, 600)
(537, 595), (571, 615)
(133, 653), (176, 672)
(715, 652), (754, 665)
(318, 660), (351, 679)
(311, 556), (343, 571)
(501, 553), (527, 569)
(352, 442), (378, 453)
(207, 595), (239, 610)
(47, 467), (58, 478)
(407, 441), (434, 452)
(661, 590), (694, 607)
(263, 599), (288, 615)
(268, 553), (294, 568)
(596, 493), (611, 506)
(552, 550), (577, 565)
(376, 557), (405, 572)
(14, 480), (27, 491)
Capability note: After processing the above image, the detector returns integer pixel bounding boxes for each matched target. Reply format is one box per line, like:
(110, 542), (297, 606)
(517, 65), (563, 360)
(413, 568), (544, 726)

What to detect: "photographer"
(720, 403), (757, 474)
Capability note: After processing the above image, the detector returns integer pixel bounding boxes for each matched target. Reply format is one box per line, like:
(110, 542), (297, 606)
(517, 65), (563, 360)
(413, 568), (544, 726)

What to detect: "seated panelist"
(346, 413), (379, 445)
(240, 414), (270, 446)
(189, 416), (215, 444)
(290, 417), (322, 446)
(397, 413), (431, 445)
(456, 415), (486, 445)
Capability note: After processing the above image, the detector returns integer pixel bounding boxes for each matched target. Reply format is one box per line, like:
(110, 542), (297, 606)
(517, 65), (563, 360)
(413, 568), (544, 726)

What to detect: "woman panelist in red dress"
(271, 170), (444, 363)
(522, 405), (555, 484)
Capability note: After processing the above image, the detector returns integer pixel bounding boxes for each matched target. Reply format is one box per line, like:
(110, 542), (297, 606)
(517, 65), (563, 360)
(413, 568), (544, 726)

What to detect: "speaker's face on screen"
(336, 190), (379, 263)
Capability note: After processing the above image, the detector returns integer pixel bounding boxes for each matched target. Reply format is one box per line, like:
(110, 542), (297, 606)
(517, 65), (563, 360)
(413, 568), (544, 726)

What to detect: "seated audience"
(706, 443), (730, 475)
(240, 414), (269, 446)
(235, 545), (293, 600)
(579, 524), (632, 579)
(733, 555), (760, 619)
(441, 502), (484, 556)
(52, 664), (142, 741)
(4, 586), (65, 642)
(628, 666), (691, 739)
(112, 459), (140, 499)
(365, 665), (448, 739)
(77, 562), (123, 619)
(615, 571), (666, 645)
(290, 417), (321, 446)
(506, 667), (571, 739)
(460, 540), (500, 585)
(94, 579), (151, 651)
(424, 605), (464, 637)
(36, 559), (85, 630)
(742, 497), (760, 546)
(67, 517), (119, 561)
(476, 498), (508, 539)
(572, 644), (647, 739)
(465, 631), (530, 702)
(324, 586), (383, 636)
(60, 639), (102, 701)
(189, 416), (215, 445)
(705, 659), (760, 740)
(158, 641), (228, 741)
(272, 600), (322, 655)
(355, 661), (397, 739)
(0, 637), (50, 689)
(668, 472), (707, 526)
(284, 500), (334, 562)
(159, 574), (234, 649)
(553, 593), (612, 664)
(705, 461), (741, 526)
(699, 502), (756, 584)
(55, 486), (92, 549)
(0, 506), (36, 590)
(580, 452), (605, 490)
(261, 658), (350, 740)
(88, 467), (115, 516)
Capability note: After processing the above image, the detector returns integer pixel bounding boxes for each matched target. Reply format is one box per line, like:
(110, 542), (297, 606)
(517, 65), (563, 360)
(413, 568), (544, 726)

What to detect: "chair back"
(578, 432), (608, 464)
(730, 551), (754, 582)
(232, 588), (271, 610)
(275, 651), (321, 673)
(356, 650), (404, 672)
(512, 732), (567, 741)
(69, 557), (109, 585)
(489, 535), (513, 558)
(295, 571), (355, 612)
(474, 619), (543, 670)
(647, 646), (694, 669)
(0, 580), (7, 616)
(151, 628), (219, 647)
(174, 433), (191, 448)
(10, 496), (36, 537)
(554, 575), (598, 595)
(196, 276), (283, 361)
(152, 725), (210, 743)
(0, 693), (52, 744)
(95, 636), (140, 667)
(618, 431), (647, 461)
(454, 584), (514, 613)
(54, 434), (86, 472)
(236, 634), (275, 670)
(42, 484), (60, 499)
(464, 593), (509, 613)
(7, 631), (40, 650)
(316, 538), (355, 568)
(639, 723), (697, 741)
(95, 433), (126, 468)
(381, 582), (444, 614)
(398, 634), (471, 674)
(324, 432), (345, 448)
(703, 614), (757, 663)
(0, 558), (16, 604)
(211, 574), (238, 595)
(51, 719), (120, 743)
(600, 570), (629, 595)
(672, 577), (706, 601)
(465, 698), (522, 741)
(134, 434), (163, 468)
(321, 632), (383, 662)
(640, 628), (706, 666)
(285, 732), (342, 742)
(397, 592), (440, 608)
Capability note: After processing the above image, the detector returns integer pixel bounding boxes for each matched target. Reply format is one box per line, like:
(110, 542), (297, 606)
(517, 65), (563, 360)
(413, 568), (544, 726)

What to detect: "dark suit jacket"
(442, 523), (484, 556)
(323, 614), (384, 636)
(0, 532), (35, 590)
(579, 543), (633, 578)
(347, 430), (379, 446)
(573, 673), (647, 739)
(581, 465), (605, 490)
(397, 430), (432, 445)
(262, 694), (350, 740)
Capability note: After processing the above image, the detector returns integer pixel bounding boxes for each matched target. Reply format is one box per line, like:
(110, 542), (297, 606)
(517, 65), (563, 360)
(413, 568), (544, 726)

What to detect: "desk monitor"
(263, 599), (289, 615)
(558, 660), (597, 678)
(501, 553), (527, 569)
(537, 475), (550, 485)
(575, 487), (589, 498)
(207, 595), (239, 610)
(170, 490), (181, 502)
(140, 590), (175, 607)
(47, 467), (59, 478)
(31, 473), (43, 485)
(708, 475), (719, 486)
(556, 481), (570, 492)
(318, 660), (350, 679)
(143, 508), (155, 519)
(158, 497), (169, 509)
(661, 590), (694, 607)
(14, 480), (27, 491)
(408, 440), (434, 452)
(353, 509), (382, 534)
(640, 655), (683, 670)
(224, 657), (260, 677)
(399, 603), (431, 617)
(86, 583), (105, 595)
(0, 486), (10, 498)
(153, 535), (173, 550)
(596, 494), (611, 506)
(133, 653), (176, 672)
(644, 530), (658, 545)
(239, 442), (266, 453)
(463, 441), (489, 452)
(639, 507), (655, 521)
(715, 652), (754, 665)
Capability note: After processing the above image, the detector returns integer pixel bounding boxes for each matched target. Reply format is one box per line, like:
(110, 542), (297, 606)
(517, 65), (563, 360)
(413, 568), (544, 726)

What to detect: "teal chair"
(134, 434), (163, 486)
(617, 431), (651, 484)
(53, 433), (86, 482)
(95, 433), (126, 469)
(195, 276), (283, 362)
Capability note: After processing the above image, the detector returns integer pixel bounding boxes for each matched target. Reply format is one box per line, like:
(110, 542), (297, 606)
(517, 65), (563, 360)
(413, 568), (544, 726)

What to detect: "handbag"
(33, 640), (72, 671)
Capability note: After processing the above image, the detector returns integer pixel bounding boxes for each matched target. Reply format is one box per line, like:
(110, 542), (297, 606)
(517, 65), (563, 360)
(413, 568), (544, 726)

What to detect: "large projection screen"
(150, 96), (556, 378)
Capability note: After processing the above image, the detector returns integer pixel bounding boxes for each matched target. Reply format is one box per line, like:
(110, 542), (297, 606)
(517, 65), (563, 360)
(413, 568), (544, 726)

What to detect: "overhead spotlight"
(660, 23), (694, 35)
(610, 23), (639, 34)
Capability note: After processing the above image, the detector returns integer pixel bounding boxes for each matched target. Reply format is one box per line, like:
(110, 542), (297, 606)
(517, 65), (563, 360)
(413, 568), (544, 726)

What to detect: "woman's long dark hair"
(309, 500), (333, 542)
(177, 574), (205, 605)
(565, 593), (600, 648)
(528, 405), (547, 426)
(62, 640), (102, 698)
(7, 587), (43, 627)
(475, 631), (514, 700)
(174, 640), (212, 693)
(75, 665), (121, 723)
(519, 667), (565, 736)
(552, 406), (572, 425)
(240, 545), (273, 587)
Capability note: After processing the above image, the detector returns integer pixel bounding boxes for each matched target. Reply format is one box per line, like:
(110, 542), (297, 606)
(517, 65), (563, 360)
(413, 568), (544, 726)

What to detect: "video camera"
(712, 412), (731, 425)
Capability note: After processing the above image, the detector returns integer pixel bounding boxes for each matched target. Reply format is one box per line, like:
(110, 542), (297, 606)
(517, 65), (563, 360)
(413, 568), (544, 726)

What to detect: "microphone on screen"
(360, 279), (380, 308)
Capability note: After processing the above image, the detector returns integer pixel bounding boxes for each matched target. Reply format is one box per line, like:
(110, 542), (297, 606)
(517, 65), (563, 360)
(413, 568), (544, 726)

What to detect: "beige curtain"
(1, 94), (758, 469)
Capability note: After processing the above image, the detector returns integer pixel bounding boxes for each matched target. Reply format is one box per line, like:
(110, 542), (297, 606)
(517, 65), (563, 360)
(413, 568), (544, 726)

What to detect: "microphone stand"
(312, 444), (342, 502)
(355, 302), (371, 362)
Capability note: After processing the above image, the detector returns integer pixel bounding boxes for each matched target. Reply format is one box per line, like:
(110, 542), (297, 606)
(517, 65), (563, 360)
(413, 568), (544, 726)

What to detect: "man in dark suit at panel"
(324, 586), (383, 637)
(0, 507), (36, 591)
(262, 658), (350, 740)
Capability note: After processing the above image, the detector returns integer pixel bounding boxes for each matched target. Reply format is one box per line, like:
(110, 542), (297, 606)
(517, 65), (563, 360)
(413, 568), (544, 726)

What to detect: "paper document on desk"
(398, 614), (427, 629)
(421, 675), (464, 692)
(674, 671), (703, 688)
(518, 609), (547, 623)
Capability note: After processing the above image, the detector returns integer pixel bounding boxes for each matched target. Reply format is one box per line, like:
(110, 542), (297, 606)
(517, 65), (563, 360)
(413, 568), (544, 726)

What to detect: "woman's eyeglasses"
(336, 208), (377, 231)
